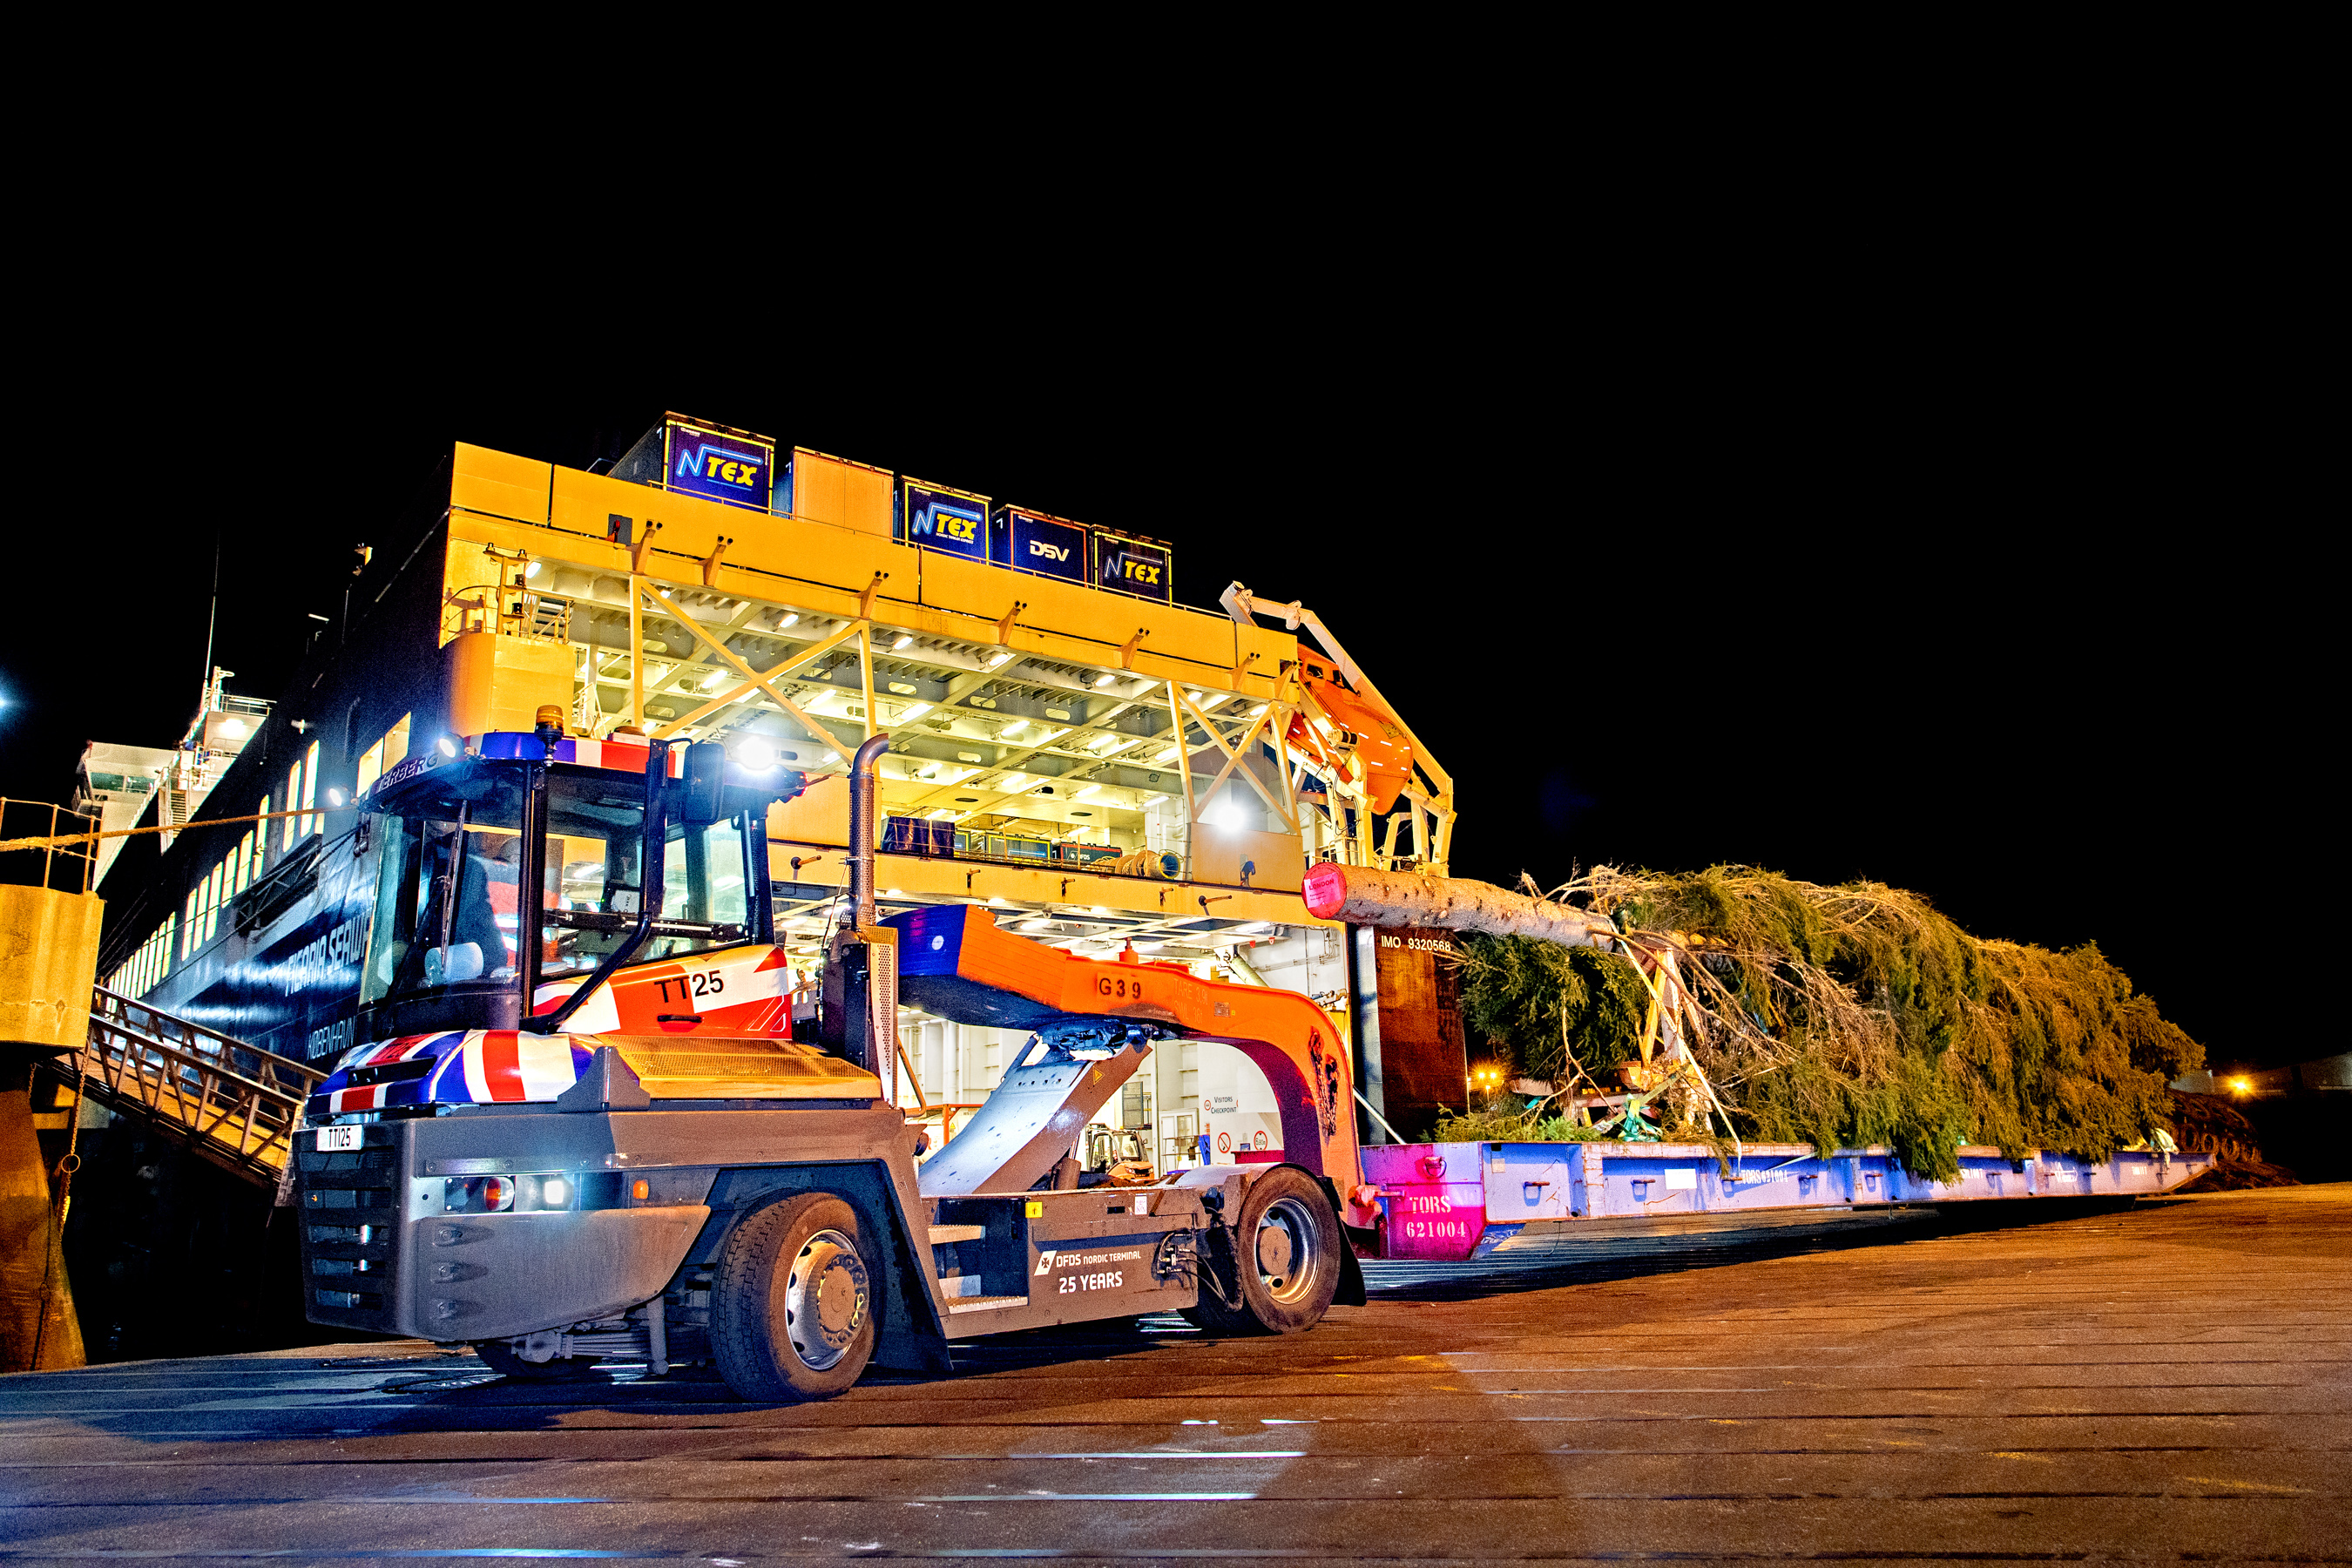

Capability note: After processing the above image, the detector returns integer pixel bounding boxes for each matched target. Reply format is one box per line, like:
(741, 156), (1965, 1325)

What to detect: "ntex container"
(1090, 527), (1173, 604)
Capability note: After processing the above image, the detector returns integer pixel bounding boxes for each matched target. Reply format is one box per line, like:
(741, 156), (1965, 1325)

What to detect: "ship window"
(284, 764), (301, 852)
(354, 713), (411, 801)
(301, 741), (321, 837)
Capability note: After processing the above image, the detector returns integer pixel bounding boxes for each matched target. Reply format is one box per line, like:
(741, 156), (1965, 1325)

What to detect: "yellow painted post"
(857, 627), (877, 741)
(0, 882), (100, 1373)
(0, 887), (104, 1053)
(628, 577), (645, 732)
(0, 1085), (85, 1371)
(1166, 680), (1196, 875)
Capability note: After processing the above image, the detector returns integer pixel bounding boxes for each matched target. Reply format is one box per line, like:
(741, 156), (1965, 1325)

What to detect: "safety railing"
(69, 986), (327, 1188)
(0, 797), (97, 893)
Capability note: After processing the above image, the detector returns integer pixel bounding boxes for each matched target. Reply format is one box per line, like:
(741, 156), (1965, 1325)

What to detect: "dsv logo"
(673, 444), (765, 490)
(1027, 539), (1071, 563)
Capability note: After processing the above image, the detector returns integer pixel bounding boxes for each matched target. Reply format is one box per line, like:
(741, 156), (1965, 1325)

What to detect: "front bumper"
(297, 1118), (709, 1341)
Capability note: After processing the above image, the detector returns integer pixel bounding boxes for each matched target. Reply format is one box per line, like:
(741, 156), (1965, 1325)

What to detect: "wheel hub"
(1254, 1196), (1321, 1301)
(784, 1229), (869, 1369)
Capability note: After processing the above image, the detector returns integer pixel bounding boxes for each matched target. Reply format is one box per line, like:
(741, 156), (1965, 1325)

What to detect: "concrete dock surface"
(2, 1186), (2345, 1565)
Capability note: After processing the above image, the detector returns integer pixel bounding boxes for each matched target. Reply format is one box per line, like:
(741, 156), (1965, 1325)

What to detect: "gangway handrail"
(63, 986), (329, 1187)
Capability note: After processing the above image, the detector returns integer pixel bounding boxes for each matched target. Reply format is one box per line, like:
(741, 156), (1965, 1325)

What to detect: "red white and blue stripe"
(308, 1030), (598, 1119)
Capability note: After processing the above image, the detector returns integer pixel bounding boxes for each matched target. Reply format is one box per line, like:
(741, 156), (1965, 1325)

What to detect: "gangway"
(58, 987), (324, 1190)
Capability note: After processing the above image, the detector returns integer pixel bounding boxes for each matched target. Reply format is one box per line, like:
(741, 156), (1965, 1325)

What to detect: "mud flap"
(1318, 1175), (1369, 1307)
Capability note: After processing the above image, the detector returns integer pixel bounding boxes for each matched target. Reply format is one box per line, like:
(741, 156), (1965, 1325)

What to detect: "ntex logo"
(1118, 558), (1163, 586)
(916, 504), (983, 544)
(673, 444), (765, 491)
(1035, 1250), (1058, 1274)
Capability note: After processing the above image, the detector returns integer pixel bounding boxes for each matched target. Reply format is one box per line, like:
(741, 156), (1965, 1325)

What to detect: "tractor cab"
(354, 730), (802, 1044)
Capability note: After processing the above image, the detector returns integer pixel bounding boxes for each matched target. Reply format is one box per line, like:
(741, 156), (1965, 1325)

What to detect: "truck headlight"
(443, 1173), (575, 1213)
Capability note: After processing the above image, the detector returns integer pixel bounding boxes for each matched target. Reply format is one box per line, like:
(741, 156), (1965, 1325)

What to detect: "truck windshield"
(362, 774), (527, 1004)
(362, 764), (756, 1006)
(539, 770), (752, 980)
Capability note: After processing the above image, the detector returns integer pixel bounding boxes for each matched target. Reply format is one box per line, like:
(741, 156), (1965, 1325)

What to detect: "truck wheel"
(1181, 1167), (1342, 1335)
(712, 1193), (877, 1402)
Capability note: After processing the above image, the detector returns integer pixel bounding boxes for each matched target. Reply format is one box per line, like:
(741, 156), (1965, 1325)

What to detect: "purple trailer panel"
(1359, 1140), (2214, 1260)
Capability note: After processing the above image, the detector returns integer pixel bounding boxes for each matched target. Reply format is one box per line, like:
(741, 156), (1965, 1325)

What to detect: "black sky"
(3, 229), (2318, 1072)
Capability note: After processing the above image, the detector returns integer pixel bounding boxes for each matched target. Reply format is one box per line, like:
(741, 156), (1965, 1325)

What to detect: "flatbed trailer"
(1360, 1139), (2210, 1262)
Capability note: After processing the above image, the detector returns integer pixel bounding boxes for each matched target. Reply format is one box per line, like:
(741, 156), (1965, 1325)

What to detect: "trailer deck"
(1366, 1140), (2210, 1260)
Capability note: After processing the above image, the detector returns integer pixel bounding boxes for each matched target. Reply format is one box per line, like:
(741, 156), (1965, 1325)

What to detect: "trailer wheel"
(712, 1193), (876, 1402)
(1181, 1167), (1342, 1335)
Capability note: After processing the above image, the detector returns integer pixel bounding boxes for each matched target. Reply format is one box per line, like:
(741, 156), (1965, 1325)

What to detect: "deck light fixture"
(891, 632), (915, 651)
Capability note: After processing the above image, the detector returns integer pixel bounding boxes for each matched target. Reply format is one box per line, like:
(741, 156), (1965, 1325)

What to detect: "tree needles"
(1444, 865), (2203, 1182)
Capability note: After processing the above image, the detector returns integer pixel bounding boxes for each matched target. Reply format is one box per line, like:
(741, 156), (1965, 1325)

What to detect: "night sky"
(3, 301), (2314, 1072)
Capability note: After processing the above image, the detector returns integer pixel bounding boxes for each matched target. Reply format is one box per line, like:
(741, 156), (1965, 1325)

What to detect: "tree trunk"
(1301, 864), (1611, 947)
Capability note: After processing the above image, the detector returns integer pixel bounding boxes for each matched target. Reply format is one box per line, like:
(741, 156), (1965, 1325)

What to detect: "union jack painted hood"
(309, 1030), (600, 1118)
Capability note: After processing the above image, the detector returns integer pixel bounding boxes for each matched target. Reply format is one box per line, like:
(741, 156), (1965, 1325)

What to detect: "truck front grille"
(298, 1144), (402, 1327)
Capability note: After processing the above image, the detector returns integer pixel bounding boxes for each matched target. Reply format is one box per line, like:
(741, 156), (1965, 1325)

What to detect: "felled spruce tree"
(1441, 866), (2203, 1182)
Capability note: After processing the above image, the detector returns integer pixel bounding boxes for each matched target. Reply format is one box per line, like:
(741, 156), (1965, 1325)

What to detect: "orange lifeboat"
(1290, 661), (1415, 813)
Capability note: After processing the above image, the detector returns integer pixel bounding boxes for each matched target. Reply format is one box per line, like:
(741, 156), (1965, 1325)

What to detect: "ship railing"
(68, 986), (328, 1187)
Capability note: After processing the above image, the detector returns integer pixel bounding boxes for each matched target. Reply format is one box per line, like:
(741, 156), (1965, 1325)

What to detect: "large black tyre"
(711, 1193), (877, 1402)
(1179, 1167), (1343, 1335)
(1179, 1221), (1256, 1334)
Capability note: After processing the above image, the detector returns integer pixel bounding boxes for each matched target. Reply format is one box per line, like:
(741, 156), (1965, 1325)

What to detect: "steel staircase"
(62, 987), (325, 1191)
